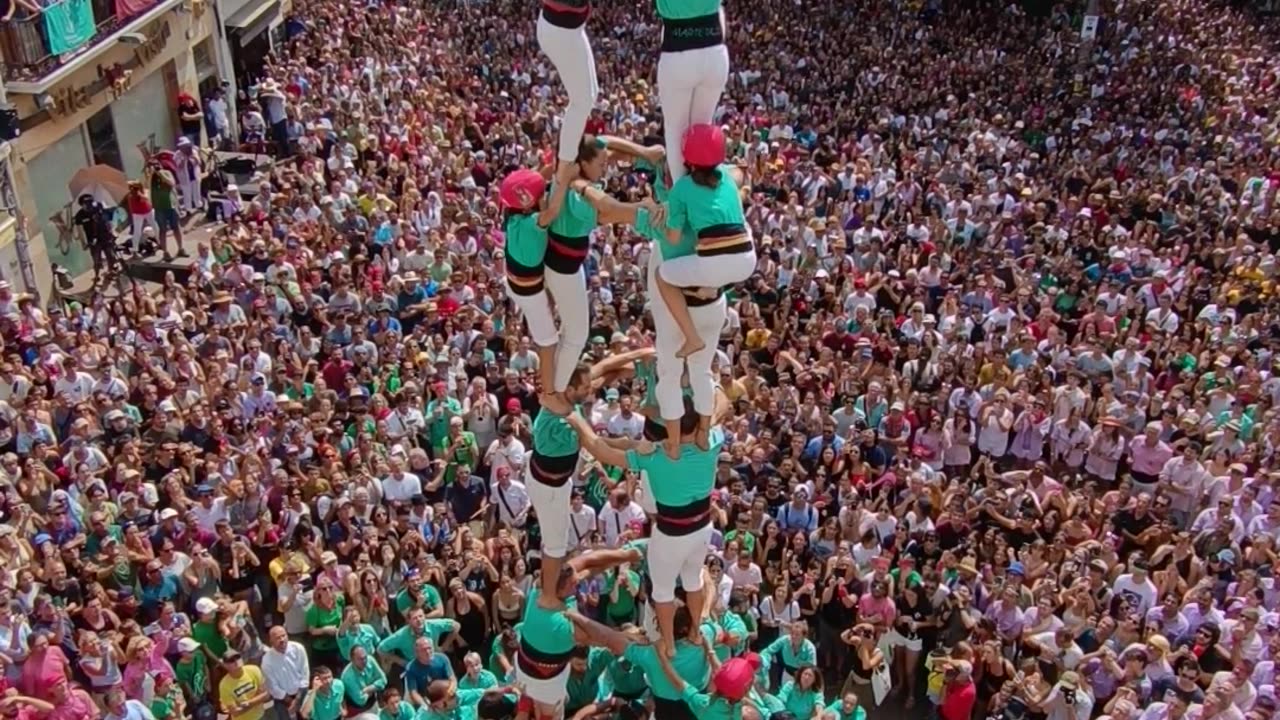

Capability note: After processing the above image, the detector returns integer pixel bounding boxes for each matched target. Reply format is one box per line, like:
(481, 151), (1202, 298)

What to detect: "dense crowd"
(9, 0), (1280, 718)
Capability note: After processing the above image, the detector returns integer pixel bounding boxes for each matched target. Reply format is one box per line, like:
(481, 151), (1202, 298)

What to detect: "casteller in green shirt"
(418, 688), (487, 720)
(518, 588), (576, 657)
(622, 622), (716, 700)
(625, 427), (723, 508)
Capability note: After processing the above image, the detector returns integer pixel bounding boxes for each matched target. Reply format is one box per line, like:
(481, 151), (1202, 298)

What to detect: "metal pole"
(0, 76), (40, 303)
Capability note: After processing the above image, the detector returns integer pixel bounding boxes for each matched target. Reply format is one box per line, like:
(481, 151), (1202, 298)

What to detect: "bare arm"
(564, 412), (643, 468)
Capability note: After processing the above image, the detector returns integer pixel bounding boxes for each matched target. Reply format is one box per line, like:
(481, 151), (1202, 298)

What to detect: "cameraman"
(940, 660), (976, 720)
(1024, 670), (1094, 720)
(74, 193), (118, 282)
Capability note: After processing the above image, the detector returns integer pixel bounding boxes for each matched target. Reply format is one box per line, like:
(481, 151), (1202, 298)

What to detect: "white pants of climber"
(525, 464), (573, 559)
(546, 267), (589, 392)
(656, 12), (729, 181)
(659, 244), (758, 291)
(647, 247), (725, 421)
(649, 522), (712, 603)
(538, 14), (598, 163)
(518, 661), (572, 707)
(508, 286), (560, 349)
(641, 599), (660, 641)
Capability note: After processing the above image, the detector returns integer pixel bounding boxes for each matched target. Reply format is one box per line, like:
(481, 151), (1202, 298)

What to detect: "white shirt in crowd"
(489, 478), (530, 527)
(598, 501), (646, 546)
(260, 640), (310, 700)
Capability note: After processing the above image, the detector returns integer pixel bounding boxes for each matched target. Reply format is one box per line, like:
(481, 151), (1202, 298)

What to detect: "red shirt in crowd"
(940, 680), (976, 720)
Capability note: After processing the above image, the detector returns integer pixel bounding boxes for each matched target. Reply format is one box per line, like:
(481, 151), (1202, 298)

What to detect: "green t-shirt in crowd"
(337, 623), (380, 662)
(419, 688), (485, 720)
(458, 669), (498, 691)
(603, 569), (641, 620)
(395, 582), (443, 615)
(565, 647), (612, 709)
(191, 620), (227, 659)
(778, 680), (821, 720)
(825, 699), (868, 720)
(340, 661), (387, 707)
(308, 682), (346, 720)
(625, 427), (723, 507)
(175, 651), (210, 701)
(305, 596), (346, 652)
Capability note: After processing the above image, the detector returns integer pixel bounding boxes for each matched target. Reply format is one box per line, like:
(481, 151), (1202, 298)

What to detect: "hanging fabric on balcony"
(42, 0), (96, 55)
(115, 0), (151, 18)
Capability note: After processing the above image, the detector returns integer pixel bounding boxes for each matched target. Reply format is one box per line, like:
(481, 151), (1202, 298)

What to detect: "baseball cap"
(195, 597), (218, 615)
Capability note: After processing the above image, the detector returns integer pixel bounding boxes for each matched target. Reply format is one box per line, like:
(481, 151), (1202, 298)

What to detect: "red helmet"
(499, 168), (546, 210)
(681, 123), (726, 169)
(710, 652), (761, 702)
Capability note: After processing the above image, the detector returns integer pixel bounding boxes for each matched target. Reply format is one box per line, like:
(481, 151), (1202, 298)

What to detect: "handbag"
(870, 661), (893, 707)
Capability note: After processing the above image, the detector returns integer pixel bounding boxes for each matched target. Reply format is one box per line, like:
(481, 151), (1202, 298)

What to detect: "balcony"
(0, 0), (164, 87)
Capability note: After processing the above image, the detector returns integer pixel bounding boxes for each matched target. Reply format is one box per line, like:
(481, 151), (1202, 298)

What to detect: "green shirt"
(722, 530), (756, 557)
(519, 588), (576, 655)
(425, 398), (464, 447)
(340, 661), (387, 707)
(636, 207), (697, 260)
(715, 611), (749, 661)
(549, 186), (598, 238)
(175, 652), (210, 701)
(151, 687), (183, 720)
(566, 647), (612, 709)
(625, 427), (724, 507)
(395, 582), (444, 616)
(680, 685), (743, 720)
(458, 669), (498, 691)
(437, 431), (479, 485)
(378, 700), (415, 720)
(761, 636), (816, 672)
(191, 620), (227, 659)
(778, 680), (821, 720)
(749, 689), (785, 717)
(655, 0), (721, 19)
(603, 569), (641, 619)
(505, 214), (548, 268)
(151, 171), (177, 212)
(417, 688), (485, 720)
(825, 700), (868, 720)
(532, 407), (580, 457)
(377, 619), (455, 662)
(306, 597), (346, 652)
(603, 657), (647, 699)
(668, 165), (746, 239)
(308, 682), (346, 720)
(622, 623), (716, 700)
(338, 624), (381, 662)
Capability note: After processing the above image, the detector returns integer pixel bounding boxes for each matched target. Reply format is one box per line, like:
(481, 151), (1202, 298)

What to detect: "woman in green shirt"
(538, 135), (662, 415)
(777, 667), (824, 719)
(499, 164), (575, 396)
(652, 124), (756, 362)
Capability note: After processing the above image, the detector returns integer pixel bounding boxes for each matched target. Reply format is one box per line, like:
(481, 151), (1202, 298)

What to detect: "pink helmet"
(681, 123), (726, 169)
(499, 168), (547, 210)
(711, 652), (761, 702)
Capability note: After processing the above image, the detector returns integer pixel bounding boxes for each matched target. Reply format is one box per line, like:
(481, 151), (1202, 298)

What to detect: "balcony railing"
(0, 0), (159, 82)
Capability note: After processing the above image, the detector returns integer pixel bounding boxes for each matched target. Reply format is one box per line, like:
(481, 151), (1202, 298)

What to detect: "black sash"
(661, 13), (724, 52)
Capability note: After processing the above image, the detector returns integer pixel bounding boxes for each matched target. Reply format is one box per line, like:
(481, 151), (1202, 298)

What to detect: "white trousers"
(547, 268), (588, 392)
(178, 176), (201, 213)
(508, 286), (560, 348)
(656, 17), (729, 181)
(659, 246), (757, 290)
(525, 464), (573, 559)
(518, 660), (572, 706)
(648, 247), (724, 421)
(538, 15), (598, 163)
(130, 211), (156, 246)
(649, 521), (712, 603)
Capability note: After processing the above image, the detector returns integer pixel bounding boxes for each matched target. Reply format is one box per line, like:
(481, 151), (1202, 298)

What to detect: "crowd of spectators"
(4, 0), (1280, 718)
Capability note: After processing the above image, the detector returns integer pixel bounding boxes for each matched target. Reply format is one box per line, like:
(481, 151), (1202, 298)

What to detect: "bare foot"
(664, 436), (681, 460)
(675, 337), (705, 359)
(658, 635), (676, 659)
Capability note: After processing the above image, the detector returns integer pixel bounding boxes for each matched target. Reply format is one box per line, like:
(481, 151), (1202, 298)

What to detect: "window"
(85, 106), (123, 171)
